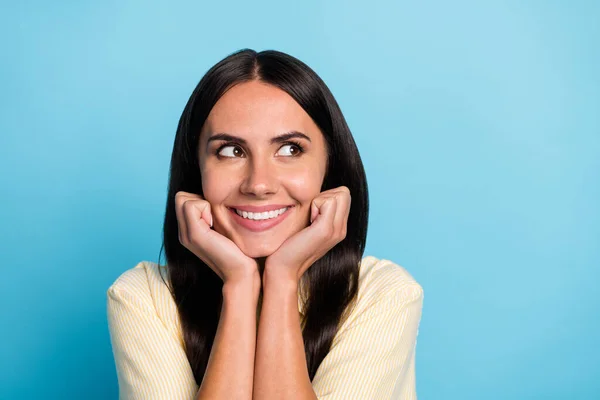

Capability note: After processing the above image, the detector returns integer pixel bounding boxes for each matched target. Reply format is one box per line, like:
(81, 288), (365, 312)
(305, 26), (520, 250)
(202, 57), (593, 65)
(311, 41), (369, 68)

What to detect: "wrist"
(262, 266), (298, 293)
(222, 272), (261, 299)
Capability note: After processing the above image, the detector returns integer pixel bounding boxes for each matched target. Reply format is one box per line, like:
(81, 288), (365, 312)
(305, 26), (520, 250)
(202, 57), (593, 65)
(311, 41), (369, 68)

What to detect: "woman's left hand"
(264, 186), (351, 284)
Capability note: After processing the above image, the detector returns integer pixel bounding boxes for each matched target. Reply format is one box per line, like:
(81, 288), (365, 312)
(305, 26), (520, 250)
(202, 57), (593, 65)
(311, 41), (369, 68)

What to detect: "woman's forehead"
(202, 81), (321, 142)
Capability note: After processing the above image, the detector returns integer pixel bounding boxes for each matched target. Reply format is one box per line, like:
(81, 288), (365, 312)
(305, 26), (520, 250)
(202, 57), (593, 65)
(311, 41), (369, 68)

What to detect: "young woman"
(107, 49), (424, 400)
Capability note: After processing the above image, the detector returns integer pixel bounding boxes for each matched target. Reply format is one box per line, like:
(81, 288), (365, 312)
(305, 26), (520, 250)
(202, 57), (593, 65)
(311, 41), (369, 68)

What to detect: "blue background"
(1, 1), (598, 399)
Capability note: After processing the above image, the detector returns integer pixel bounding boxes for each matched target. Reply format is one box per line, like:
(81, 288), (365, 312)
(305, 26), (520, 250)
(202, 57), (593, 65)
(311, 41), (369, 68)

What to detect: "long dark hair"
(158, 48), (369, 384)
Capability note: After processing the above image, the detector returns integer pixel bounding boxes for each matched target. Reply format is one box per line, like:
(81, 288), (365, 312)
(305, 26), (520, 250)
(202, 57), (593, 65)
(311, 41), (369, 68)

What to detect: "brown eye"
(276, 143), (303, 157)
(218, 145), (244, 158)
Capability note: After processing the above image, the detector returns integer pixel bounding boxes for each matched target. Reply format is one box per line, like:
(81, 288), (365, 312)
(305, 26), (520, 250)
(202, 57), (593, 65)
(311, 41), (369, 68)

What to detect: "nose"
(239, 157), (278, 197)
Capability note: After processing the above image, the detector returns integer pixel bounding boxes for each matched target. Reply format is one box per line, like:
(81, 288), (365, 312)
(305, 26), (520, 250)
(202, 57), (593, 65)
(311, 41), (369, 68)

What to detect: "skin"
(199, 80), (329, 263)
(174, 80), (351, 399)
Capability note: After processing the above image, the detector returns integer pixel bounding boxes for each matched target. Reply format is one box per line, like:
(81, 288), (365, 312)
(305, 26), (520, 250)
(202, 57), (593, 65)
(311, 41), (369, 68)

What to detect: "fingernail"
(210, 216), (213, 227)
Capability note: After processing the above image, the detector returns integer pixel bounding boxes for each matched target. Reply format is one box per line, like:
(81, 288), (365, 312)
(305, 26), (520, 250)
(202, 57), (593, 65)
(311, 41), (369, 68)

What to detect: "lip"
(229, 204), (292, 212)
(228, 206), (293, 232)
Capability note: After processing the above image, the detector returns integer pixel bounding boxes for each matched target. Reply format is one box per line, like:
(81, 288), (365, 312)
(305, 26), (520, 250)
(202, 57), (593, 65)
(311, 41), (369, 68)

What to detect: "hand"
(264, 186), (351, 284)
(175, 191), (259, 285)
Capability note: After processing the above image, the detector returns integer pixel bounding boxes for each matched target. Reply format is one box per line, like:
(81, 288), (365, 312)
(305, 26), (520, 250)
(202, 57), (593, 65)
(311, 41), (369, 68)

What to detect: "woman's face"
(198, 80), (328, 259)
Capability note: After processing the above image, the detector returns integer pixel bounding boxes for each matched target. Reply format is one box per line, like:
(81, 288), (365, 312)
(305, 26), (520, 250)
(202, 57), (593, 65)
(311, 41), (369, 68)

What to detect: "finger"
(310, 192), (333, 224)
(181, 199), (218, 269)
(310, 201), (319, 224)
(175, 191), (191, 243)
(300, 197), (338, 270)
(177, 190), (205, 201)
(311, 195), (331, 224)
(319, 186), (349, 197)
(332, 190), (351, 230)
(311, 186), (350, 222)
(321, 187), (350, 238)
(176, 192), (208, 244)
(311, 196), (337, 235)
(182, 199), (212, 241)
(178, 192), (212, 227)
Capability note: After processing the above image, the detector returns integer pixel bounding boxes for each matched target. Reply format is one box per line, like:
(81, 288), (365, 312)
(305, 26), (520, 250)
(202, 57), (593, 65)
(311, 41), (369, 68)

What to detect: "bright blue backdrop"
(1, 1), (598, 399)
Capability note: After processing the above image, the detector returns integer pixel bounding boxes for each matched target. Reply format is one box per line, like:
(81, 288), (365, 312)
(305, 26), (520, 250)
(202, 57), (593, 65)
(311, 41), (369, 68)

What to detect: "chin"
(237, 238), (281, 259)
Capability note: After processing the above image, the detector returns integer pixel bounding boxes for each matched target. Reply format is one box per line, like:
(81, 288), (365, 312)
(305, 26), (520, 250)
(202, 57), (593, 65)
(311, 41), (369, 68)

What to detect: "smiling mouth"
(231, 206), (290, 221)
(227, 206), (294, 232)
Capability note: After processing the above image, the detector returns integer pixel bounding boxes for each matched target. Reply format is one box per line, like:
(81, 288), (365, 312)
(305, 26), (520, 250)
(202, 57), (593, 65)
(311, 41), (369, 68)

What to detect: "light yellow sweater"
(107, 255), (424, 399)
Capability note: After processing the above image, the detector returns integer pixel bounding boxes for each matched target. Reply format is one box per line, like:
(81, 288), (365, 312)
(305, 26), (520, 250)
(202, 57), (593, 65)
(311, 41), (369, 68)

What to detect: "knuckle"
(182, 199), (200, 215)
(179, 198), (188, 211)
(175, 191), (187, 203)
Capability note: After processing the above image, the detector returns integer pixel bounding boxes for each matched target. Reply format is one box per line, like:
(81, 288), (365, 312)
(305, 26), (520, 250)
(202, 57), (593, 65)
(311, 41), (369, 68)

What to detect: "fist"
(174, 191), (258, 284)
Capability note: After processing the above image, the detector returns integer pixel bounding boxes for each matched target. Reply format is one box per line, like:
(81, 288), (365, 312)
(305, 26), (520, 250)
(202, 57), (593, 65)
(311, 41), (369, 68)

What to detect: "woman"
(107, 48), (424, 400)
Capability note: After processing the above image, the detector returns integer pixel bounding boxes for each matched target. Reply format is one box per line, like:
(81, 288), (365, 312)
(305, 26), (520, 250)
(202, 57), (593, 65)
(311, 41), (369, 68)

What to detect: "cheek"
(201, 169), (234, 204)
(283, 168), (323, 203)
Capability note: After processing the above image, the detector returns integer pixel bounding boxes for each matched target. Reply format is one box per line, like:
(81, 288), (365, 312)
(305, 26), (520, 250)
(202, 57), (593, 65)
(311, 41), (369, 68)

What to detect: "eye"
(217, 145), (245, 158)
(276, 142), (304, 157)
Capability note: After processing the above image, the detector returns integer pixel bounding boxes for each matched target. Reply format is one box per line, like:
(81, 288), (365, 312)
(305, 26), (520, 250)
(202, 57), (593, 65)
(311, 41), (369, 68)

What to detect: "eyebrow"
(207, 131), (312, 146)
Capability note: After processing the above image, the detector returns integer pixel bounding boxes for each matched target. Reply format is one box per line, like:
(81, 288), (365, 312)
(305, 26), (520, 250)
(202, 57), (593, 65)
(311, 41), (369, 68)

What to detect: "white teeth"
(235, 207), (288, 220)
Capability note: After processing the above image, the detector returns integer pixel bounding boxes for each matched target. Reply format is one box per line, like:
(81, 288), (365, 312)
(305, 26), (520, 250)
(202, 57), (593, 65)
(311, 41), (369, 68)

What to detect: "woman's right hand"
(175, 191), (258, 285)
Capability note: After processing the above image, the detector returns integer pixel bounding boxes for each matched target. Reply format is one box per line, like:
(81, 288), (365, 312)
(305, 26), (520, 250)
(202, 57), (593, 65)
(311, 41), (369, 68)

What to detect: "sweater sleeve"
(311, 283), (424, 400)
(107, 283), (199, 400)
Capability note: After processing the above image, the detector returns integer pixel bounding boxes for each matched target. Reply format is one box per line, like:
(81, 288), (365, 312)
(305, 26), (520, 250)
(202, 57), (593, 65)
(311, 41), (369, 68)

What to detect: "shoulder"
(108, 261), (169, 293)
(358, 255), (423, 303)
(107, 261), (184, 343)
(107, 261), (175, 317)
(340, 255), (423, 327)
